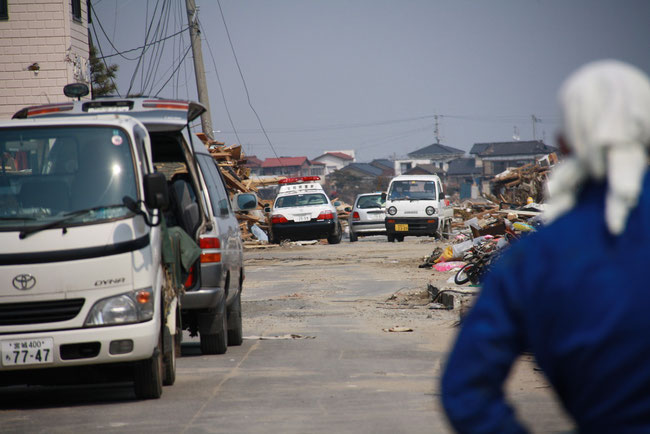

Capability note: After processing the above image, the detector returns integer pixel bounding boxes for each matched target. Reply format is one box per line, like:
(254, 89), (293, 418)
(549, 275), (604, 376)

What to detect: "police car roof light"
(278, 176), (321, 184)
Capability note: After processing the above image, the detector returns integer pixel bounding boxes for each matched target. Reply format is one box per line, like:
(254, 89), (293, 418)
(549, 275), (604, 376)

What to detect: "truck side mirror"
(381, 192), (387, 201)
(232, 193), (258, 211)
(144, 172), (169, 209)
(439, 191), (445, 199)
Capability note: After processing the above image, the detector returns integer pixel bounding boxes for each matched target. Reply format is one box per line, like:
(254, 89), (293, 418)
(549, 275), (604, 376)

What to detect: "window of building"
(0, 0), (8, 20)
(72, 0), (82, 22)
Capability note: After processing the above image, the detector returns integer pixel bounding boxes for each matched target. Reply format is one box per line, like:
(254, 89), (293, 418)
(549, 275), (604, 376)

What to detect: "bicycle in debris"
(454, 239), (503, 285)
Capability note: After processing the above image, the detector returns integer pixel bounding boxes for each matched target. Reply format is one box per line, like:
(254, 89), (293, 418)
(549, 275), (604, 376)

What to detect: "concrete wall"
(0, 0), (89, 119)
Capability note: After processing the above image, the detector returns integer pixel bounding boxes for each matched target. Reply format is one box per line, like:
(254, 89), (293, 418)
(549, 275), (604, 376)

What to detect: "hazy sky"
(91, 0), (650, 162)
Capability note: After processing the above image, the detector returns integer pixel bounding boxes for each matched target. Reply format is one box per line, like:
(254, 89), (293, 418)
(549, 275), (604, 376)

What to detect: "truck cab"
(384, 174), (453, 242)
(0, 115), (173, 399)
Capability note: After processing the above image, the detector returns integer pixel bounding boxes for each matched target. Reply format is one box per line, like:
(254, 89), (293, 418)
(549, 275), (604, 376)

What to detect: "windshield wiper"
(18, 204), (128, 239)
(0, 216), (37, 221)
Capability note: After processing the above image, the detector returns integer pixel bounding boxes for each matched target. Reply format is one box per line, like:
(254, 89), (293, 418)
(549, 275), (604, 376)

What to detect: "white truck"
(0, 114), (177, 399)
(383, 174), (453, 242)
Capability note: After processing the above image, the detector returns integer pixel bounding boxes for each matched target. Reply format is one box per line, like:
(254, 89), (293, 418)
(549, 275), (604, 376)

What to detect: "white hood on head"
(544, 60), (650, 235)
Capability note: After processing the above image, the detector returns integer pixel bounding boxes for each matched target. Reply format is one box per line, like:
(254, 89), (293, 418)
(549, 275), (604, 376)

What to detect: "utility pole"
(434, 115), (441, 144)
(531, 114), (539, 141)
(185, 0), (213, 140)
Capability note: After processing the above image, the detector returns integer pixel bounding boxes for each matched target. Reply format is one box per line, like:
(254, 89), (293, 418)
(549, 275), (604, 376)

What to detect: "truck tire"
(227, 292), (243, 346)
(134, 339), (163, 399)
(162, 338), (176, 386)
(327, 222), (342, 244)
(200, 308), (228, 355)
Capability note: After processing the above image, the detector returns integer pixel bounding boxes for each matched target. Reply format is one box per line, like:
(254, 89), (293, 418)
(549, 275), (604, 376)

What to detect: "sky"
(91, 0), (650, 163)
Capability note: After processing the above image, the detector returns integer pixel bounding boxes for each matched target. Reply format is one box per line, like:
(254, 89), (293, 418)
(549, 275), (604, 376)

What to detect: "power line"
(153, 45), (192, 96)
(216, 0), (280, 161)
(95, 27), (189, 60)
(198, 17), (242, 145)
(88, 3), (121, 97)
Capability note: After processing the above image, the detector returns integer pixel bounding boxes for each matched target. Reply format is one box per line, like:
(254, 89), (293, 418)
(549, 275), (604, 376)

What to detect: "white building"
(312, 151), (355, 175)
(0, 0), (90, 119)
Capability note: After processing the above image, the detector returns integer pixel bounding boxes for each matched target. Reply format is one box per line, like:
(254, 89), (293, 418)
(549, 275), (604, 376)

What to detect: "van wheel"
(200, 308), (228, 355)
(387, 235), (395, 242)
(396, 235), (405, 242)
(227, 292), (243, 346)
(327, 223), (342, 244)
(134, 338), (163, 399)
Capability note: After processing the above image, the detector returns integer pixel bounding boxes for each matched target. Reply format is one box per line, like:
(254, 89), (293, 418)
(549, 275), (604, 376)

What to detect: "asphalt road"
(0, 236), (572, 433)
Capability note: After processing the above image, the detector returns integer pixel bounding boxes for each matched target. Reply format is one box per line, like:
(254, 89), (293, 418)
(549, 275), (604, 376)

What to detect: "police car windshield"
(388, 181), (437, 201)
(275, 193), (328, 208)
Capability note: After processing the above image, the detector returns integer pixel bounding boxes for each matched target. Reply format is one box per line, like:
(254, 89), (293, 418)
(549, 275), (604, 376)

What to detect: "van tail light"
(200, 237), (221, 263)
(352, 212), (360, 221)
(271, 214), (288, 224)
(184, 264), (196, 288)
(317, 211), (334, 221)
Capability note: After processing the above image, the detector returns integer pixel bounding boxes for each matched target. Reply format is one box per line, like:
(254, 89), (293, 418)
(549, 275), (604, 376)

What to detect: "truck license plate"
(395, 224), (408, 231)
(2, 338), (54, 366)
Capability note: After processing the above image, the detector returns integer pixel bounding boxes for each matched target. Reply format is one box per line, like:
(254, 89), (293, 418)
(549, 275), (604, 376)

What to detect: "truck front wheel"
(134, 338), (163, 399)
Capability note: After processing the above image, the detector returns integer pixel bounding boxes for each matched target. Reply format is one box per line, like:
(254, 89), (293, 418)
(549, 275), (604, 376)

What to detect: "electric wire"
(216, 0), (280, 161)
(198, 17), (242, 145)
(88, 4), (121, 97)
(95, 28), (189, 60)
(153, 45), (192, 96)
(142, 0), (174, 95)
(126, 0), (162, 96)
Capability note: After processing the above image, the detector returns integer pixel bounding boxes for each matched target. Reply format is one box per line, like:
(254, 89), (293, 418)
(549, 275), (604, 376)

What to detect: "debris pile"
(490, 154), (557, 206)
(196, 133), (275, 244)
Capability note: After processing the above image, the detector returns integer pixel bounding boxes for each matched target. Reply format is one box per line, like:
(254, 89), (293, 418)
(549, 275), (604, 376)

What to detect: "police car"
(269, 176), (342, 244)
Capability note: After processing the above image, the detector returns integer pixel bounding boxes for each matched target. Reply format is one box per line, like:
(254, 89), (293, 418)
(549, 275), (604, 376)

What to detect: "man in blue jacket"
(441, 60), (650, 433)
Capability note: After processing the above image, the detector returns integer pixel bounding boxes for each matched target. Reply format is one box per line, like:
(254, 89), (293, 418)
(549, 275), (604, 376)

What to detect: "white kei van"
(0, 115), (174, 399)
(384, 174), (453, 242)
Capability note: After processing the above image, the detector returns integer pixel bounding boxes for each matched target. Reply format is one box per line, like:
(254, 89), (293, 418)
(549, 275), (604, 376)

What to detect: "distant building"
(260, 156), (324, 177)
(369, 159), (395, 177)
(469, 140), (557, 196)
(394, 143), (465, 175)
(243, 155), (263, 176)
(446, 158), (482, 199)
(312, 151), (355, 175)
(403, 164), (444, 176)
(470, 140), (557, 176)
(0, 0), (91, 119)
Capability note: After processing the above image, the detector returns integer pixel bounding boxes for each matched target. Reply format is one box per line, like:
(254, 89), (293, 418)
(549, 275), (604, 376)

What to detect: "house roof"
(341, 163), (383, 177)
(317, 151), (354, 161)
(407, 143), (465, 158)
(469, 140), (556, 157)
(370, 159), (394, 171)
(404, 164), (443, 175)
(244, 155), (263, 167)
(447, 158), (482, 176)
(261, 156), (309, 168)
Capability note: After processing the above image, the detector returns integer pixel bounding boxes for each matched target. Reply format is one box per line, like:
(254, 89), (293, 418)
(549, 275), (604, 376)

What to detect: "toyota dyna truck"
(383, 174), (453, 242)
(0, 114), (177, 399)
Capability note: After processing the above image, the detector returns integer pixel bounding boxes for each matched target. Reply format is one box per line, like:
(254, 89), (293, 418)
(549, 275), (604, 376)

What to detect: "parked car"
(384, 174), (453, 242)
(348, 192), (386, 242)
(269, 176), (342, 244)
(13, 91), (257, 359)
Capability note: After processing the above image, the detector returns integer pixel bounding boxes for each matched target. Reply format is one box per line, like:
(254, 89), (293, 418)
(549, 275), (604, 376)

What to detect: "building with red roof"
(260, 156), (324, 177)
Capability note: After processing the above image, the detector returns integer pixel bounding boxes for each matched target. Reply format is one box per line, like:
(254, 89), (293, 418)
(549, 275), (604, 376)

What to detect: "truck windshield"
(0, 126), (137, 229)
(387, 180), (437, 201)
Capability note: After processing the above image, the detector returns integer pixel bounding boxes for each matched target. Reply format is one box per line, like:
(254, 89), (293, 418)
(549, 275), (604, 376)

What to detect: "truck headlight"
(426, 206), (436, 215)
(387, 206), (397, 215)
(84, 288), (154, 327)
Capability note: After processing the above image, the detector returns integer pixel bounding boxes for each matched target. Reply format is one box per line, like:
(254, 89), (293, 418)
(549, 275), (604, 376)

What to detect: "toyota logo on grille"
(12, 274), (36, 291)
